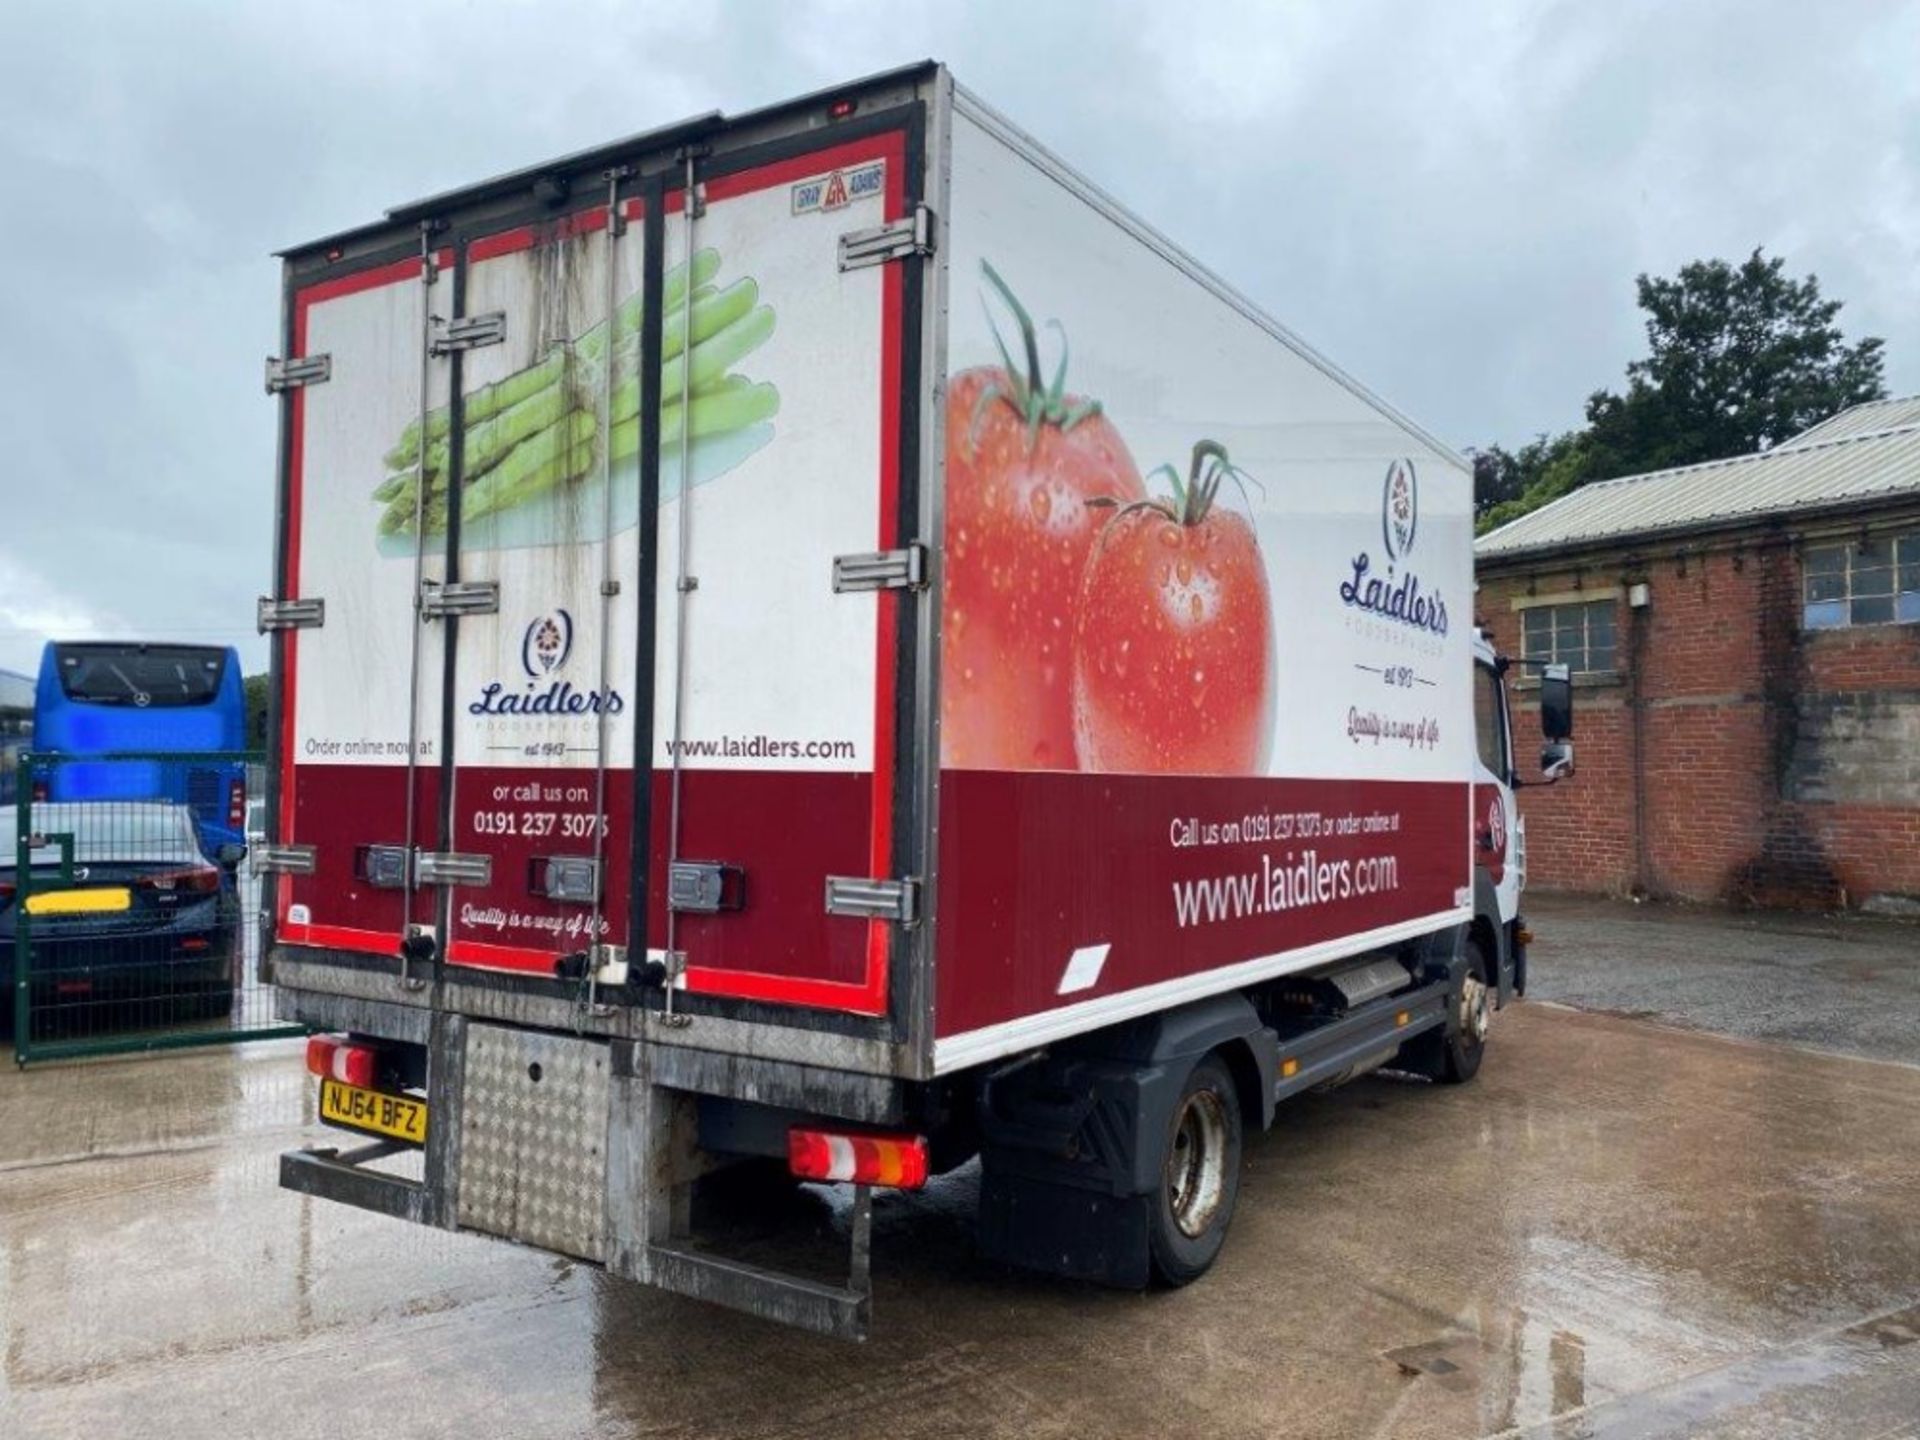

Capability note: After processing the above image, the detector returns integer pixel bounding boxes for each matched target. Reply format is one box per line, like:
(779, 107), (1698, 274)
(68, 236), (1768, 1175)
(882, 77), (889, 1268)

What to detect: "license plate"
(25, 886), (131, 916)
(319, 1078), (429, 1146)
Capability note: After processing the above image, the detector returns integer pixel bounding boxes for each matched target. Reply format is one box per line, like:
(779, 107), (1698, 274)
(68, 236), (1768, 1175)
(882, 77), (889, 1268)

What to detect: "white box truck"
(260, 62), (1574, 1338)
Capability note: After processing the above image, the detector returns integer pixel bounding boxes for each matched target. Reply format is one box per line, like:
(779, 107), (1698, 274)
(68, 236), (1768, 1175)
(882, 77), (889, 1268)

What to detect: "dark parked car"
(0, 801), (242, 1035)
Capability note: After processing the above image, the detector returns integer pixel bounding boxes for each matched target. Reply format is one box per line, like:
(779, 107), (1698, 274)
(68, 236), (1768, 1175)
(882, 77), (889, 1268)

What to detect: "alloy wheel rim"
(1166, 1088), (1229, 1238)
(1461, 973), (1491, 1045)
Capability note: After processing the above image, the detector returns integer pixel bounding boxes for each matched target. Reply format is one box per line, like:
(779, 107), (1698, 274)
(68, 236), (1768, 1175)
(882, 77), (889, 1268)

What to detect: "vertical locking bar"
(661, 152), (701, 1026)
(398, 222), (438, 991)
(586, 170), (628, 1012)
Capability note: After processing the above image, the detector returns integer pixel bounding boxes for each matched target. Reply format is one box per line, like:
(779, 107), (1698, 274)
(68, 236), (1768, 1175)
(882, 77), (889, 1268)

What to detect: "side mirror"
(1539, 663), (1573, 742)
(216, 842), (247, 870)
(1540, 740), (1575, 783)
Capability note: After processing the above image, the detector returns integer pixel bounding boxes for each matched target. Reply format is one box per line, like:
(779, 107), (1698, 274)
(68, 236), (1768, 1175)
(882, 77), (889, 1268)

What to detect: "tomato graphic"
(942, 263), (1145, 770)
(1073, 442), (1274, 774)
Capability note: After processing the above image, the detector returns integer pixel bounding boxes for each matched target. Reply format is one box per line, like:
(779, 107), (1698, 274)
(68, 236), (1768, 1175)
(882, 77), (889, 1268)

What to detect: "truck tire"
(1437, 938), (1492, 1085)
(1149, 1053), (1243, 1286)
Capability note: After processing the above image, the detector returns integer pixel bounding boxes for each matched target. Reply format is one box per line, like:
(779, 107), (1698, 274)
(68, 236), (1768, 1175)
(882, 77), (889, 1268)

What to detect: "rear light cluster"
(137, 866), (221, 895)
(227, 778), (246, 831)
(787, 1127), (929, 1189)
(306, 1035), (378, 1089)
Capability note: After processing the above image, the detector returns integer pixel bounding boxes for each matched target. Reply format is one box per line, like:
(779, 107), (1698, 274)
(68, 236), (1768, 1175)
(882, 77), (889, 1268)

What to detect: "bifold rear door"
(644, 121), (922, 1016)
(277, 111), (924, 1013)
(275, 241), (456, 957)
(438, 196), (645, 975)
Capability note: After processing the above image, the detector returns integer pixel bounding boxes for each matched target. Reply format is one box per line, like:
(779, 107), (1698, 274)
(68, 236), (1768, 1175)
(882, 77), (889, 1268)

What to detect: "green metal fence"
(9, 751), (306, 1065)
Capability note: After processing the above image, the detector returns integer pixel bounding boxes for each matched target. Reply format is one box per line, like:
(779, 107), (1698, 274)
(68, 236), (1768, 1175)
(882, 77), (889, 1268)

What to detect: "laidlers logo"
(790, 160), (885, 215)
(1339, 458), (1449, 637)
(470, 610), (625, 717)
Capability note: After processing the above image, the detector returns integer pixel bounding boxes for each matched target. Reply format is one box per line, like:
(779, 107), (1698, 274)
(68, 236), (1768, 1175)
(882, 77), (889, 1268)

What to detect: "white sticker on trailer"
(790, 161), (886, 215)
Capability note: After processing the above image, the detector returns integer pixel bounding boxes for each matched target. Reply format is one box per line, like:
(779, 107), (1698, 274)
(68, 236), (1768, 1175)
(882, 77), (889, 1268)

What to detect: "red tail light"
(228, 778), (246, 829)
(787, 1127), (929, 1189)
(137, 866), (222, 895)
(306, 1035), (377, 1089)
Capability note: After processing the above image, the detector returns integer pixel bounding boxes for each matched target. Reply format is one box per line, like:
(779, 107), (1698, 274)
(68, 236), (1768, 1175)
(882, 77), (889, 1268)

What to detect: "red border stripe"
(279, 249), (451, 957)
(445, 938), (564, 974)
(677, 128), (908, 1016)
(468, 206), (610, 263)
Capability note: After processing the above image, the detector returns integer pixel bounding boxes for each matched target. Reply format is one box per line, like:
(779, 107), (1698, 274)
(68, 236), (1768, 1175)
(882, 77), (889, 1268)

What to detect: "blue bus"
(32, 642), (249, 850)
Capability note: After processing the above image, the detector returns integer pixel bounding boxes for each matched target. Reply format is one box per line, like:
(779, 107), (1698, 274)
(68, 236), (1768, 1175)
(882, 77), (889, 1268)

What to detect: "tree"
(244, 673), (269, 746)
(1474, 431), (1592, 534)
(1583, 250), (1885, 476)
(1471, 447), (1526, 518)
(1476, 249), (1887, 533)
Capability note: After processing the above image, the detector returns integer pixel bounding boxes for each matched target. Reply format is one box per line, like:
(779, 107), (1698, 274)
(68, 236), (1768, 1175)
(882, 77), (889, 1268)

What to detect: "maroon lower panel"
(645, 768), (876, 986)
(935, 770), (1469, 1039)
(442, 765), (634, 967)
(281, 764), (440, 949)
(282, 760), (876, 985)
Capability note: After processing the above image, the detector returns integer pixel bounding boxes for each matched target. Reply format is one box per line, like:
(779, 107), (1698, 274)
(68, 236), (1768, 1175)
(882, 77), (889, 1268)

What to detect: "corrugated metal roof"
(1781, 395), (1920, 447)
(1476, 410), (1920, 561)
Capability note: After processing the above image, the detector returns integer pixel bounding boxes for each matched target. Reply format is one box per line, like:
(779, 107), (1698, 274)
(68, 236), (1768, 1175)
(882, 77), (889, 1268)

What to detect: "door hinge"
(430, 311), (508, 355)
(252, 844), (317, 875)
(257, 596), (325, 632)
(419, 580), (500, 619)
(838, 204), (935, 271)
(832, 543), (927, 593)
(416, 851), (493, 887)
(265, 354), (331, 393)
(824, 875), (920, 925)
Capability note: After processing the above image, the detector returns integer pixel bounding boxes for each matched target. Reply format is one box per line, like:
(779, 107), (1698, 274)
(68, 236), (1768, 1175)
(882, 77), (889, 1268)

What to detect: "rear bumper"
(269, 947), (912, 1080)
(21, 941), (235, 1001)
(282, 1140), (435, 1224)
(275, 987), (888, 1339)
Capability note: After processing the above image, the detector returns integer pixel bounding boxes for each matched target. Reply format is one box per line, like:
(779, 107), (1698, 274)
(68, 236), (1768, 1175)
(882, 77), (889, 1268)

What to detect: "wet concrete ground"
(1525, 892), (1920, 1066)
(3, 909), (1919, 1438)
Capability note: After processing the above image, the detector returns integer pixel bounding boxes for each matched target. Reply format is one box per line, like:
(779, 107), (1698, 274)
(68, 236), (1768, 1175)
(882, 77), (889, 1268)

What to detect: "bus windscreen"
(54, 644), (227, 708)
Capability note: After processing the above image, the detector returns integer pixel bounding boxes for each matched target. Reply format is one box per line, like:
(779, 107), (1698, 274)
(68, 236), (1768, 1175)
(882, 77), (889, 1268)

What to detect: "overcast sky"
(1, 0), (1914, 677)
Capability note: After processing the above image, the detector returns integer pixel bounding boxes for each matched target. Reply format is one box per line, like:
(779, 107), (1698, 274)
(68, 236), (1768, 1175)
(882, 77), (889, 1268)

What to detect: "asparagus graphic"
(372, 247), (777, 539)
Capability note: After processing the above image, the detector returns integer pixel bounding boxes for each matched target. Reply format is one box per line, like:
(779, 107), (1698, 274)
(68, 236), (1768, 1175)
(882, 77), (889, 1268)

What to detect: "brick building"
(1475, 397), (1920, 912)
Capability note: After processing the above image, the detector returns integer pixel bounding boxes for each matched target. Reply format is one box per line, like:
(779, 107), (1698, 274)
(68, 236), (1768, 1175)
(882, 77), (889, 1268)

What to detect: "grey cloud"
(0, 0), (1913, 674)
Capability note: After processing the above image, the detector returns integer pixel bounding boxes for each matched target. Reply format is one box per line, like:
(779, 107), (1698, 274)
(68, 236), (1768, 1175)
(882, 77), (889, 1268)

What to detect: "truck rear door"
(646, 127), (918, 1017)
(438, 196), (645, 976)
(278, 115), (924, 1015)
(274, 242), (456, 957)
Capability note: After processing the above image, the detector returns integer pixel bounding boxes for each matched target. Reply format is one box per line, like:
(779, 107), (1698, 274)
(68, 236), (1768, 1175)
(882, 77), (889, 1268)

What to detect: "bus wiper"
(108, 662), (150, 706)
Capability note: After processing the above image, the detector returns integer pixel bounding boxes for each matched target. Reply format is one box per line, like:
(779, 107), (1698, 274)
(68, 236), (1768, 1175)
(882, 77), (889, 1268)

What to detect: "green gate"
(9, 751), (307, 1065)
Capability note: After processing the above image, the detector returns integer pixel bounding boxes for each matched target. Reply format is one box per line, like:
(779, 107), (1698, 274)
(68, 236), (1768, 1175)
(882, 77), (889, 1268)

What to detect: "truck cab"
(1472, 629), (1574, 1008)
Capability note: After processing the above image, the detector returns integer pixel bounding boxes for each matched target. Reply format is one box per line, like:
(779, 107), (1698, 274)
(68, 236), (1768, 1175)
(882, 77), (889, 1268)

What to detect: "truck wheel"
(1437, 939), (1492, 1085)
(1149, 1053), (1243, 1286)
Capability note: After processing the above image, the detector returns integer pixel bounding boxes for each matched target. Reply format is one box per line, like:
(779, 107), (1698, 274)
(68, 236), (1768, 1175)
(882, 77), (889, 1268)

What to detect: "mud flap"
(974, 994), (1275, 1288)
(975, 1052), (1163, 1288)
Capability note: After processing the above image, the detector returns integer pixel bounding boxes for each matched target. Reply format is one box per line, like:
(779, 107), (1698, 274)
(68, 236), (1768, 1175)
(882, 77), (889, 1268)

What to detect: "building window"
(1520, 599), (1617, 675)
(1803, 535), (1920, 629)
